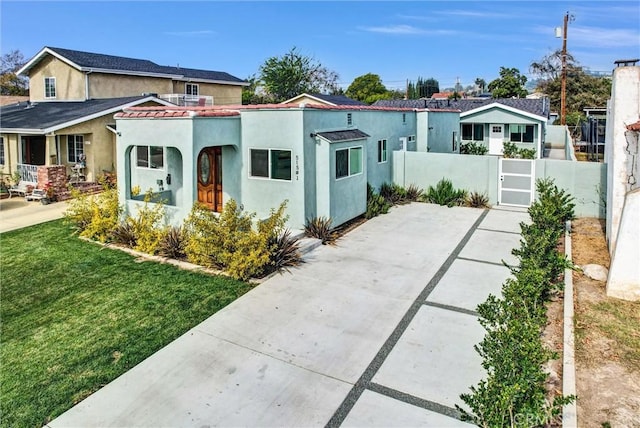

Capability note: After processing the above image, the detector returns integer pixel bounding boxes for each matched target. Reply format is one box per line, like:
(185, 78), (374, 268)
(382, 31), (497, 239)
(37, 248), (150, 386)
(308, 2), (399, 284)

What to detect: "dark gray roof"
(0, 96), (158, 131)
(311, 94), (365, 106)
(316, 129), (370, 143)
(373, 98), (549, 117)
(27, 47), (246, 84)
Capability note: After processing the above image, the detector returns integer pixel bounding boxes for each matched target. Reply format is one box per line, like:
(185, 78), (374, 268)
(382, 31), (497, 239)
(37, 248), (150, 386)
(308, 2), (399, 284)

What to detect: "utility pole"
(560, 12), (570, 125)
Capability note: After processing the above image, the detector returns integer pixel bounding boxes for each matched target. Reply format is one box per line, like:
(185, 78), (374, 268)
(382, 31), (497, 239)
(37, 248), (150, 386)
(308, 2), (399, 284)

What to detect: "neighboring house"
(281, 93), (365, 106)
(375, 98), (550, 158)
(115, 104), (459, 229)
(17, 46), (248, 106)
(0, 96), (173, 182)
(1, 46), (246, 184)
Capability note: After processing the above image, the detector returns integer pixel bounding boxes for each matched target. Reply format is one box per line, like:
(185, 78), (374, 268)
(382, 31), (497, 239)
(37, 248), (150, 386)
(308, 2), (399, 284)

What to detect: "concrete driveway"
(47, 203), (529, 427)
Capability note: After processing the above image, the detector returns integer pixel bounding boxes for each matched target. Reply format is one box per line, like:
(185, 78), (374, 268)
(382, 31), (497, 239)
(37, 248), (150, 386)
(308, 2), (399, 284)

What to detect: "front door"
(489, 124), (504, 155)
(21, 136), (46, 165)
(197, 147), (222, 212)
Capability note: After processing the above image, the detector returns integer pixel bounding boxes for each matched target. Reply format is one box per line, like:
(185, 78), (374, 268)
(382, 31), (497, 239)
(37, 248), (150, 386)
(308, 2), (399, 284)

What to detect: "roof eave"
(0, 127), (45, 134)
(17, 47), (83, 76)
(174, 77), (250, 86)
(460, 102), (548, 122)
(2, 96), (174, 135)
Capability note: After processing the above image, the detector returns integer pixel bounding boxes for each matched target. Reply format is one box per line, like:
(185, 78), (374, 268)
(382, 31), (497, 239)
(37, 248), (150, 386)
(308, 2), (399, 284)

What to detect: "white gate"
(499, 158), (535, 207)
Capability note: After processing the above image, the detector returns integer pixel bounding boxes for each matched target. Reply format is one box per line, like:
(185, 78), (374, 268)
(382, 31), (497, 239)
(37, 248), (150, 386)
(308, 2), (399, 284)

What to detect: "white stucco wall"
(605, 66), (640, 252)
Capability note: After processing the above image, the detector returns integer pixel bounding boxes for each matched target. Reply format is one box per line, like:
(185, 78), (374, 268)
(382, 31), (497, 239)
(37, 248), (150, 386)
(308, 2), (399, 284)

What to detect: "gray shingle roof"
(315, 129), (370, 143)
(0, 96), (159, 131)
(311, 94), (365, 106)
(373, 98), (549, 117)
(29, 47), (246, 84)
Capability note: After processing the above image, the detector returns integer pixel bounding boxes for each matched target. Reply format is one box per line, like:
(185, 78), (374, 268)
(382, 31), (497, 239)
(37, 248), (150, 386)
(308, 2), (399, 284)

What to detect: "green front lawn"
(0, 220), (253, 427)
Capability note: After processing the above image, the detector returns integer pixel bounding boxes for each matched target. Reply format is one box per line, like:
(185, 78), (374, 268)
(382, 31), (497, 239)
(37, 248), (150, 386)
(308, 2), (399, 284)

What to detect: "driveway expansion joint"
(325, 208), (490, 427)
(476, 227), (522, 235)
(368, 382), (462, 420)
(456, 256), (510, 268)
(423, 301), (479, 317)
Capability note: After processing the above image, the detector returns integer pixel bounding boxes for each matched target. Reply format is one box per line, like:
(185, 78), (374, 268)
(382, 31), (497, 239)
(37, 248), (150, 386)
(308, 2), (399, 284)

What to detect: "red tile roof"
(114, 102), (460, 119)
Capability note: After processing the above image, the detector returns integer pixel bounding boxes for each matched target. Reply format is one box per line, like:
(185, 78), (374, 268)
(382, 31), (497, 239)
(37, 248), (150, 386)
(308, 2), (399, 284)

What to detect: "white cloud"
(163, 30), (215, 37)
(570, 25), (640, 48)
(434, 9), (518, 19)
(359, 24), (457, 36)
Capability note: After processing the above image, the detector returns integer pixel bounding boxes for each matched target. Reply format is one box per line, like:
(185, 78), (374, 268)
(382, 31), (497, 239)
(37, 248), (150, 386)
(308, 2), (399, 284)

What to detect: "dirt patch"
(572, 217), (640, 428)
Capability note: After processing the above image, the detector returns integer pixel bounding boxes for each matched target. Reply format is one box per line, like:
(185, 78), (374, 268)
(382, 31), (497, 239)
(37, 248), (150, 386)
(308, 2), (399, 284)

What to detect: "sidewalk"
(47, 203), (529, 427)
(0, 198), (68, 233)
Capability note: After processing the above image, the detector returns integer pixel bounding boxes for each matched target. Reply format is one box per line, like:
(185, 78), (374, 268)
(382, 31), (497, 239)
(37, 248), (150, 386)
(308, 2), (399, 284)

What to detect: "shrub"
(466, 191), (490, 208)
(184, 199), (288, 280)
(304, 216), (337, 245)
(519, 148), (536, 159)
(502, 142), (520, 158)
(459, 177), (576, 426)
(127, 190), (166, 255)
(64, 185), (122, 243)
(379, 182), (407, 205)
(503, 142), (537, 159)
(158, 226), (187, 259)
(366, 184), (391, 219)
(424, 178), (468, 207)
(460, 141), (489, 155)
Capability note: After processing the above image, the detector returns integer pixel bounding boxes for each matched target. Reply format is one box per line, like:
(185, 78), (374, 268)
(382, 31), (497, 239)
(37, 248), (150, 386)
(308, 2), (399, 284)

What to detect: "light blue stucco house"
(115, 103), (460, 229)
(375, 98), (551, 158)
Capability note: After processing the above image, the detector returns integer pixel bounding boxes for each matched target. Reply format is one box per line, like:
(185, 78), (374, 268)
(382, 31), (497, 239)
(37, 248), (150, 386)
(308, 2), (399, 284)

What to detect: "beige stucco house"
(0, 46), (247, 185)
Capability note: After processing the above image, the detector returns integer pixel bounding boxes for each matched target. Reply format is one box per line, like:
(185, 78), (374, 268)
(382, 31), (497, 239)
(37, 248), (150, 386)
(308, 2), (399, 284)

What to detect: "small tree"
(1, 50), (28, 96)
(258, 47), (339, 103)
(346, 73), (390, 104)
(488, 67), (528, 98)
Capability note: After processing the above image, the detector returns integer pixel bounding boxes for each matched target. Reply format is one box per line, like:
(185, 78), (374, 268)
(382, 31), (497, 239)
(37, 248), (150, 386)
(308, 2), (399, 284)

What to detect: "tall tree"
(530, 49), (577, 81)
(258, 47), (339, 103)
(407, 77), (439, 99)
(346, 73), (390, 104)
(530, 51), (611, 125)
(487, 67), (528, 98)
(474, 77), (486, 93)
(1, 50), (28, 96)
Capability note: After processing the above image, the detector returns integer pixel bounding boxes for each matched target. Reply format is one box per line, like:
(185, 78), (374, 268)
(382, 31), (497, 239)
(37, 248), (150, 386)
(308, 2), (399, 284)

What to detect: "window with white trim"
(250, 148), (291, 180)
(462, 123), (484, 140)
(377, 139), (387, 163)
(0, 137), (4, 165)
(336, 146), (363, 179)
(347, 113), (352, 126)
(67, 135), (84, 163)
(136, 145), (164, 169)
(44, 77), (56, 99)
(186, 83), (199, 96)
(509, 124), (534, 143)
(402, 113), (406, 123)
(408, 135), (416, 142)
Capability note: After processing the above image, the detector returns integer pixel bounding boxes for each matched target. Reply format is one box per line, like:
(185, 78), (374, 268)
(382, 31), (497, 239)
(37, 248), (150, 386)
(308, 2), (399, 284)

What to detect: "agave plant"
(158, 226), (187, 259)
(110, 221), (137, 247)
(268, 229), (303, 273)
(304, 216), (337, 245)
(466, 191), (490, 208)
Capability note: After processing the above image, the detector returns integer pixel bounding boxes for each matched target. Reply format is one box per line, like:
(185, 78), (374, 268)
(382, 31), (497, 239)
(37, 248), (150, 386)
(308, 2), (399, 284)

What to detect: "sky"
(1, 1), (639, 91)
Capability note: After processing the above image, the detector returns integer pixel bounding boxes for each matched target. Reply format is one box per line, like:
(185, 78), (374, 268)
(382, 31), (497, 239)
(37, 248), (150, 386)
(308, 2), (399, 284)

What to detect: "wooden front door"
(197, 147), (222, 212)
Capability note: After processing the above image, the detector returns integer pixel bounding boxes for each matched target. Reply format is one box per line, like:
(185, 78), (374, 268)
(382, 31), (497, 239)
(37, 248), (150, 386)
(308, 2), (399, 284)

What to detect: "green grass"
(0, 220), (253, 427)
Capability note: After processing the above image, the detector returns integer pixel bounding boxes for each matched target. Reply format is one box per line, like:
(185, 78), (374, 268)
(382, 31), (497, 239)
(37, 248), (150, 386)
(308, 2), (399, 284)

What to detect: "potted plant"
(41, 181), (57, 205)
